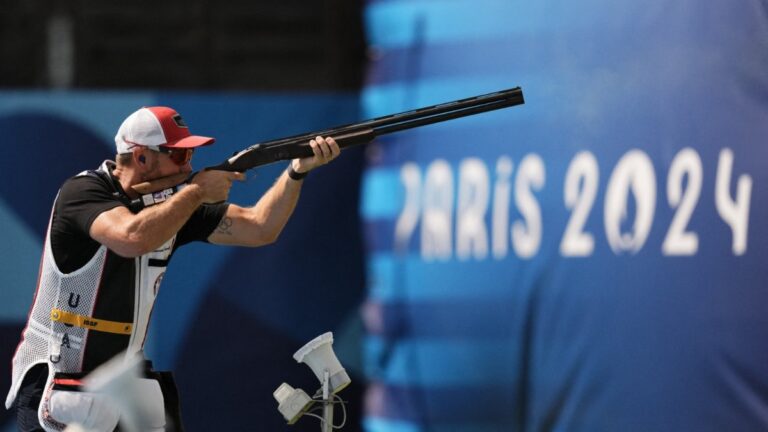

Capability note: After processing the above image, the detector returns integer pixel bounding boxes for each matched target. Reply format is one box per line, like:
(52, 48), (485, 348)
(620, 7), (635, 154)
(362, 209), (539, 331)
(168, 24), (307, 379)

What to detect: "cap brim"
(164, 135), (215, 149)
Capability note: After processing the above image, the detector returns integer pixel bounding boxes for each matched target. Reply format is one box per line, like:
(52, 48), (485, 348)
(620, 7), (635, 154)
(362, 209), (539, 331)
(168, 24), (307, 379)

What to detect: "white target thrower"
(293, 332), (351, 394)
(273, 332), (351, 431)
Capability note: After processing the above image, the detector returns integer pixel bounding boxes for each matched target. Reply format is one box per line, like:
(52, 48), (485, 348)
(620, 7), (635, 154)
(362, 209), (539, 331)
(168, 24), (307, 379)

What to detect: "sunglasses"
(157, 147), (194, 166)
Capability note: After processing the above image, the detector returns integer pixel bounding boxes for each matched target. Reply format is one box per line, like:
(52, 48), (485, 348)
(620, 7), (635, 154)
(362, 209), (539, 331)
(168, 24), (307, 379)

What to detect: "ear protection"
(138, 155), (146, 164)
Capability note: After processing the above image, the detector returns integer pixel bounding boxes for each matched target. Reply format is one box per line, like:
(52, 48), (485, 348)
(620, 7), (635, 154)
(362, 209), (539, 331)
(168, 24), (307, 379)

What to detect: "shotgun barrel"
(206, 87), (524, 172)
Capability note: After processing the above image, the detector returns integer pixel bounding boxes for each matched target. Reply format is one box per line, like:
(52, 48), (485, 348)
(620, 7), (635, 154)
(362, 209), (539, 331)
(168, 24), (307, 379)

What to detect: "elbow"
(262, 232), (280, 246)
(244, 214), (282, 247)
(243, 224), (281, 247)
(109, 245), (142, 258)
(108, 230), (158, 258)
(110, 240), (153, 258)
(246, 231), (279, 247)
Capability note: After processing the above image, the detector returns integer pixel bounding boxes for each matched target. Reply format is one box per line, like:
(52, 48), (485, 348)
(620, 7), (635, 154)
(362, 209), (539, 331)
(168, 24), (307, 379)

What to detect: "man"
(5, 106), (341, 431)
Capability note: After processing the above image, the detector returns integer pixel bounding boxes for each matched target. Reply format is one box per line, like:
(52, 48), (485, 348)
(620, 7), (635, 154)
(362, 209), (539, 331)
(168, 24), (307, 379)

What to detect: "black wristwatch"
(287, 165), (308, 181)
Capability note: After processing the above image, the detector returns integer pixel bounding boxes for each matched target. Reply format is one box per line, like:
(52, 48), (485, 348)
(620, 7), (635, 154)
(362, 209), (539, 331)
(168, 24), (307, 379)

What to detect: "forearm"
(243, 170), (303, 244)
(209, 136), (339, 247)
(131, 185), (206, 246)
(93, 185), (205, 257)
(240, 138), (338, 243)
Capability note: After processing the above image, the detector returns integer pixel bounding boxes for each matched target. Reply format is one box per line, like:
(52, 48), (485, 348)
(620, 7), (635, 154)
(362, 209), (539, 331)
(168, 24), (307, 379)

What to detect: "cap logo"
(172, 114), (188, 128)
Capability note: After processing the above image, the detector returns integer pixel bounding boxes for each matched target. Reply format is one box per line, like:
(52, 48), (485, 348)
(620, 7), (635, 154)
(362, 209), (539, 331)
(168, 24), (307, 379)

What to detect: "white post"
(322, 369), (334, 432)
(47, 14), (74, 89)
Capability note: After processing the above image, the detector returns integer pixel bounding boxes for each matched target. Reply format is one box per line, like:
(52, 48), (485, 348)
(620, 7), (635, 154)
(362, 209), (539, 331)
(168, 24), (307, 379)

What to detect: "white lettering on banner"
(512, 154), (545, 259)
(456, 158), (490, 260)
(662, 148), (702, 256)
(394, 147), (752, 260)
(421, 159), (453, 261)
(715, 148), (752, 255)
(395, 162), (421, 252)
(560, 151), (599, 257)
(604, 150), (656, 254)
(492, 157), (513, 259)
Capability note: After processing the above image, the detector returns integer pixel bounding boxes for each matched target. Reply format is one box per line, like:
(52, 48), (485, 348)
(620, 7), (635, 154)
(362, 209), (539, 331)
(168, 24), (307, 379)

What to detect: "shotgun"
(131, 87), (524, 200)
(209, 86), (523, 172)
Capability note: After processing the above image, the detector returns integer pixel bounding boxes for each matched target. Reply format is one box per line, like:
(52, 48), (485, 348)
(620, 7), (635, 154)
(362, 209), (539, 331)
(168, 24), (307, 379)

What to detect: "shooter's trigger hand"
(131, 173), (189, 195)
(190, 170), (245, 204)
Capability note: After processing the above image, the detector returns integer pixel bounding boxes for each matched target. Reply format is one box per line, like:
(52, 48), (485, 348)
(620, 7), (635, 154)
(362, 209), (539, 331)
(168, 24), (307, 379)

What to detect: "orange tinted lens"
(169, 149), (193, 165)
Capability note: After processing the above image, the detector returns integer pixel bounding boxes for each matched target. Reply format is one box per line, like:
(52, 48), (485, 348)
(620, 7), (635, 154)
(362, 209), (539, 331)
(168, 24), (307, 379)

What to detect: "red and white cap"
(115, 106), (215, 154)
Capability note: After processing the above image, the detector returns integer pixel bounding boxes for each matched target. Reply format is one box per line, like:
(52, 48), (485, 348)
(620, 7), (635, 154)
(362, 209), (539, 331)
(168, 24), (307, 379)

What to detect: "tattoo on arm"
(216, 217), (233, 235)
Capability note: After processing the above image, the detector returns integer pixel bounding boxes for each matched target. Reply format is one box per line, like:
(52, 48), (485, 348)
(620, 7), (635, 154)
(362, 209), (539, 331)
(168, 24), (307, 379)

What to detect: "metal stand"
(322, 369), (333, 432)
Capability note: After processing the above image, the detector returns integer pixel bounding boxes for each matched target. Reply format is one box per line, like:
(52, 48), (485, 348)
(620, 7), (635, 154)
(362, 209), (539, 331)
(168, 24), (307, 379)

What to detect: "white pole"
(47, 14), (74, 89)
(322, 369), (334, 432)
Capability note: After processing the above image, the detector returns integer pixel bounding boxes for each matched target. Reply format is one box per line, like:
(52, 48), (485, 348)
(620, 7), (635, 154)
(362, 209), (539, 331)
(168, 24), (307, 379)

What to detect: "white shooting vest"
(5, 166), (175, 429)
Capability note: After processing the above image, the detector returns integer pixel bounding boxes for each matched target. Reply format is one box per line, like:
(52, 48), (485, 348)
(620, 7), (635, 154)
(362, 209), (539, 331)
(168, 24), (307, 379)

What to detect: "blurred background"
(1, 0), (767, 431)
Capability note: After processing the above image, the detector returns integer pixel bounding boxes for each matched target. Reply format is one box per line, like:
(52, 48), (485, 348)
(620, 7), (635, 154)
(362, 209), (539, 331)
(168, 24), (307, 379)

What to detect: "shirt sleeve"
(55, 174), (125, 237)
(174, 202), (230, 248)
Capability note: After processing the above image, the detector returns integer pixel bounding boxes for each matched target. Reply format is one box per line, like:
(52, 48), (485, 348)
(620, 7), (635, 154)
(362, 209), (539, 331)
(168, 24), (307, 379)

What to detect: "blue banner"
(361, 0), (768, 430)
